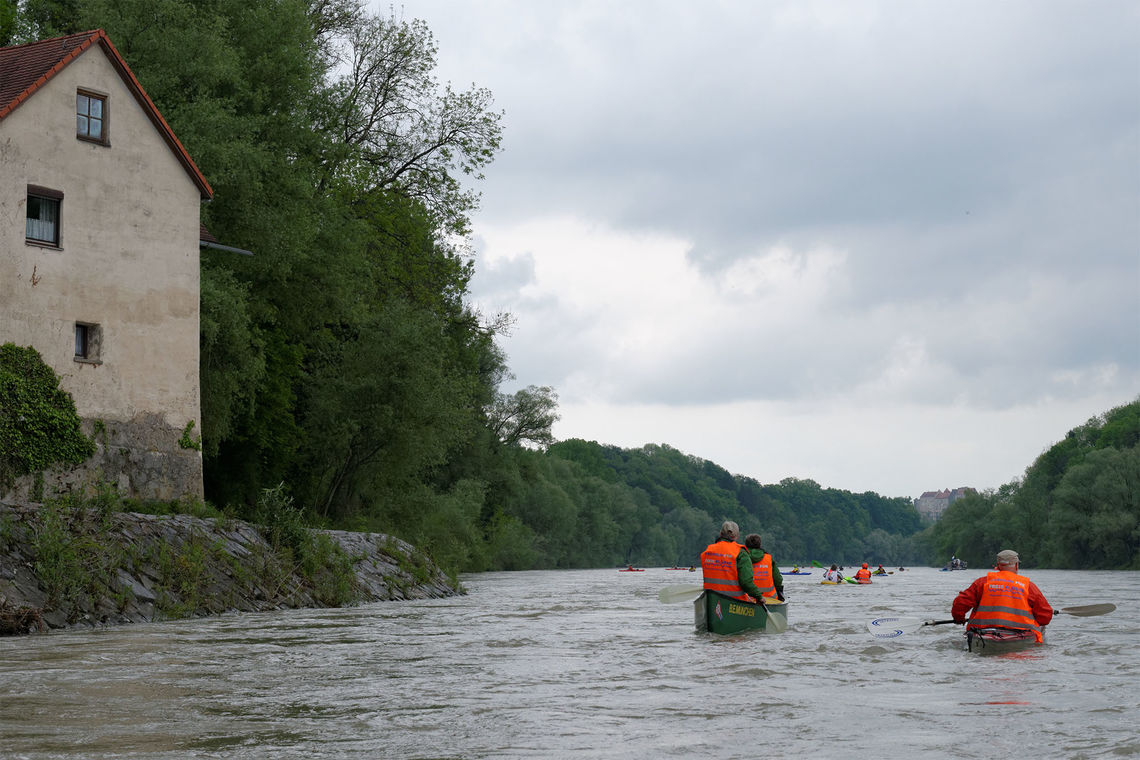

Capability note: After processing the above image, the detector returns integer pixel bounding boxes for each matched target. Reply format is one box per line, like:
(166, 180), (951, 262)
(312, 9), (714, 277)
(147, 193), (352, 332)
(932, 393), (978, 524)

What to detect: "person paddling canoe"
(700, 521), (774, 603)
(744, 533), (785, 601)
(951, 549), (1053, 643)
(700, 521), (753, 601)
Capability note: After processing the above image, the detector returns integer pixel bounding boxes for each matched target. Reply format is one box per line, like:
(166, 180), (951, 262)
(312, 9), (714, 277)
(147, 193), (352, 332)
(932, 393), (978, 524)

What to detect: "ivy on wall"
(0, 343), (96, 487)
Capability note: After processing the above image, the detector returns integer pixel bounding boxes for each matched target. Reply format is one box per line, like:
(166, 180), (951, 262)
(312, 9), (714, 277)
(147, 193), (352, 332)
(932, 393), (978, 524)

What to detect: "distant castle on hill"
(914, 487), (975, 520)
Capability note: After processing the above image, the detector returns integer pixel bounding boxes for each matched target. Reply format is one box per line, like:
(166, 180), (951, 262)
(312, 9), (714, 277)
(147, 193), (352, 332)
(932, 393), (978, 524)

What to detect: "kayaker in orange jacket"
(951, 549), (1053, 642)
(854, 563), (872, 582)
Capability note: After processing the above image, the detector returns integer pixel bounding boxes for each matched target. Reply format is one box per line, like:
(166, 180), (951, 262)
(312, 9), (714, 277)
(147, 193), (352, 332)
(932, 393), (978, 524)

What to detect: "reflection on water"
(1, 568), (1137, 759)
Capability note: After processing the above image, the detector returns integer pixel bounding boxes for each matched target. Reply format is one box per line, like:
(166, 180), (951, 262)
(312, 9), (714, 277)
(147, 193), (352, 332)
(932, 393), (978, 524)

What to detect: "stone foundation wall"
(2, 413), (203, 503)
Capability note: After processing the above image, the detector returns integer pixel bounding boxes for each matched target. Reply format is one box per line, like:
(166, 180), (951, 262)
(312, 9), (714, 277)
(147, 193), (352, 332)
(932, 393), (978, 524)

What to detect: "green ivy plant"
(178, 420), (202, 451)
(0, 343), (95, 488)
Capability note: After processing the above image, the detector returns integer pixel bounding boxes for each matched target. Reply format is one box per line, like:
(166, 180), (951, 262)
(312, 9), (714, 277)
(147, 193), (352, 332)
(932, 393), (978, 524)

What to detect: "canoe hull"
(695, 590), (788, 635)
(965, 627), (1042, 654)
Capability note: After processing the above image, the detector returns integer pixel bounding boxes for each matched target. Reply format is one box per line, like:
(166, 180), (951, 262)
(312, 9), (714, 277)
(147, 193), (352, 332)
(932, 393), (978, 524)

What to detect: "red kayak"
(619, 568), (645, 572)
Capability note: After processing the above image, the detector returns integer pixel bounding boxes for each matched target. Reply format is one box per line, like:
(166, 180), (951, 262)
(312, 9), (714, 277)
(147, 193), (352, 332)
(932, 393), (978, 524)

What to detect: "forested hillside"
(925, 400), (1140, 569)
(542, 441), (924, 567)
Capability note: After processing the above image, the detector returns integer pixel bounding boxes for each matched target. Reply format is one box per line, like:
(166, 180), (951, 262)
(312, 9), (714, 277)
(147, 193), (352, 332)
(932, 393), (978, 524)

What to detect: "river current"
(1, 566), (1136, 759)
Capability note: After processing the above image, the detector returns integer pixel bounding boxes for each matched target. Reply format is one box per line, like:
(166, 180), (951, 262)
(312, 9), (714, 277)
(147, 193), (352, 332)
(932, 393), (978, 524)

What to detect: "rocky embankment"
(0, 502), (461, 635)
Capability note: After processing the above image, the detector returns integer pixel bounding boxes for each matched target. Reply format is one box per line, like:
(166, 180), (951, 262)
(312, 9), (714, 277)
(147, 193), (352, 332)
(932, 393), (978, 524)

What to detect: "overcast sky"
(384, 0), (1139, 498)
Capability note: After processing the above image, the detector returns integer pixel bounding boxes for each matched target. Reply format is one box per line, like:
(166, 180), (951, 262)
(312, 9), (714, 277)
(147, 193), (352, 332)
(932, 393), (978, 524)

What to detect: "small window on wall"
(75, 322), (102, 364)
(77, 91), (107, 143)
(26, 186), (63, 246)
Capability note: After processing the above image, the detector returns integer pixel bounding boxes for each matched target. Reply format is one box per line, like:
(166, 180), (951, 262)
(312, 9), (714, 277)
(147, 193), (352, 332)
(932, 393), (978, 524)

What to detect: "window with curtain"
(26, 187), (62, 246)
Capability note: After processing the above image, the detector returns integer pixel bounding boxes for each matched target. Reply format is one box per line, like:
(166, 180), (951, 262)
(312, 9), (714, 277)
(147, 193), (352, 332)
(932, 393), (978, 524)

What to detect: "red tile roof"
(0, 29), (212, 199)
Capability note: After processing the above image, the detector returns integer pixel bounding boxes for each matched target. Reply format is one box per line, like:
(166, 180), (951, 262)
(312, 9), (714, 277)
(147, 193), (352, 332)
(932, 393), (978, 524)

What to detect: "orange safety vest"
(968, 570), (1043, 642)
(700, 540), (750, 601)
(751, 552), (778, 598)
(854, 568), (872, 582)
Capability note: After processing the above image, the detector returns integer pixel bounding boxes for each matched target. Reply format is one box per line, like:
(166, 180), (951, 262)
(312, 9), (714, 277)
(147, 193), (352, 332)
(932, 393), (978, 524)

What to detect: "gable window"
(26, 185), (62, 246)
(74, 322), (102, 364)
(77, 91), (107, 143)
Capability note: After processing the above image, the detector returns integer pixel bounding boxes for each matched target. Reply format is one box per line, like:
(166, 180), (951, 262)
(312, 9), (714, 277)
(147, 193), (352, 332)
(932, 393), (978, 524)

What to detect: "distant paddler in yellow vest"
(700, 521), (757, 602)
(744, 533), (784, 601)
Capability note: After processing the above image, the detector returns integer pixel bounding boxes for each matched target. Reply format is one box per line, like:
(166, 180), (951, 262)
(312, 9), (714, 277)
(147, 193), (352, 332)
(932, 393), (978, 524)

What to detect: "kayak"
(694, 590), (788, 635)
(783, 571), (812, 575)
(619, 568), (645, 572)
(965, 627), (1042, 654)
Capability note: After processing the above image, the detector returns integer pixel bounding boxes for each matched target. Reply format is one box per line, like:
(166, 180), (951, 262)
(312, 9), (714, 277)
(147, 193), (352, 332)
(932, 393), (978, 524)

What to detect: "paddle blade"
(868, 617), (958, 637)
(867, 616), (926, 638)
(658, 584), (704, 604)
(1057, 603), (1116, 617)
(762, 600), (788, 633)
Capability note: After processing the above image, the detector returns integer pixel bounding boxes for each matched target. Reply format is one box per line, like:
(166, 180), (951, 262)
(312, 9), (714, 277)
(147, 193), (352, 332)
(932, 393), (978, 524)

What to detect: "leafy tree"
(488, 385), (560, 448)
(0, 0), (18, 45)
(317, 10), (503, 236)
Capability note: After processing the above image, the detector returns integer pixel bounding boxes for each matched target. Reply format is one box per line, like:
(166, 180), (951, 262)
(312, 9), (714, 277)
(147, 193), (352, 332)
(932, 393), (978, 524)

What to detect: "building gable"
(0, 29), (212, 200)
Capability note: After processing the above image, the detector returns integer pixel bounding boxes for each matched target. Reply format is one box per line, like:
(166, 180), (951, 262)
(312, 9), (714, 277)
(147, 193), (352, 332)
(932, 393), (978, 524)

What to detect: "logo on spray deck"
(714, 599), (723, 621)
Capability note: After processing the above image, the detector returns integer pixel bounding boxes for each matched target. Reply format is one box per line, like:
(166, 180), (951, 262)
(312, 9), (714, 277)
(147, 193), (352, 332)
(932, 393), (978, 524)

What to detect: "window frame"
(74, 322), (103, 365)
(26, 185), (63, 248)
(76, 89), (109, 145)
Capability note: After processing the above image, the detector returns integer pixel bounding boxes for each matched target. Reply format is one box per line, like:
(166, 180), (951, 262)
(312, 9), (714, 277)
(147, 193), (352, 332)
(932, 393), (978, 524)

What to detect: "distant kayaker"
(951, 549), (1053, 642)
(743, 534), (785, 602)
(854, 563), (872, 582)
(700, 521), (755, 602)
(824, 564), (844, 583)
(876, 564), (887, 574)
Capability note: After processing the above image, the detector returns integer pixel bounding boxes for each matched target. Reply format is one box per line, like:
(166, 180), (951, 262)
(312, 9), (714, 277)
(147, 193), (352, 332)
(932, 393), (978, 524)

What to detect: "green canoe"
(694, 589), (788, 634)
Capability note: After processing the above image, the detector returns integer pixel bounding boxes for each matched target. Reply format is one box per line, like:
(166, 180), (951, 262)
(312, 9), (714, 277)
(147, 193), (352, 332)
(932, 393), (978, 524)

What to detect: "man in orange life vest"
(854, 563), (872, 582)
(951, 549), (1053, 642)
(700, 521), (773, 603)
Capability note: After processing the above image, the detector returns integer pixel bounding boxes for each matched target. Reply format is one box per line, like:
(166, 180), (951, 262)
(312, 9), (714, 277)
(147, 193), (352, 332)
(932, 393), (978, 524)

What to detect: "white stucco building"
(1, 30), (213, 500)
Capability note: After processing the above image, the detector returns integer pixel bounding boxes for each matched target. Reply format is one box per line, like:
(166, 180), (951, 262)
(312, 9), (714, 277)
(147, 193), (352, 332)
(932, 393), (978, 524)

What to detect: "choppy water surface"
(1, 567), (1137, 759)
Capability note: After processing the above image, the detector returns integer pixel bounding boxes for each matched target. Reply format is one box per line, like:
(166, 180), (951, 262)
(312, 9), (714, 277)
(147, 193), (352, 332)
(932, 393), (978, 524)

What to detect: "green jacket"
(739, 548), (784, 600)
